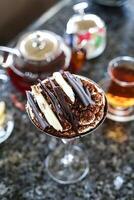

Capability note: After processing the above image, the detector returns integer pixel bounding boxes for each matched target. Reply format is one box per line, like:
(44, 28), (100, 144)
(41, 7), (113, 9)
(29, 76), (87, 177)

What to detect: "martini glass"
(26, 76), (107, 184)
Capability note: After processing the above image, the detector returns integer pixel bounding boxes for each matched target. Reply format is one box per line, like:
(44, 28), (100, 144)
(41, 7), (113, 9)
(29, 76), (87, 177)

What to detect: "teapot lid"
(17, 31), (61, 61)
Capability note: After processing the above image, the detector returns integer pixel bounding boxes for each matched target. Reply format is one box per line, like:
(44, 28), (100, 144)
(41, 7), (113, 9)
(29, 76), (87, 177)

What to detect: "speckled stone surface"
(0, 0), (134, 199)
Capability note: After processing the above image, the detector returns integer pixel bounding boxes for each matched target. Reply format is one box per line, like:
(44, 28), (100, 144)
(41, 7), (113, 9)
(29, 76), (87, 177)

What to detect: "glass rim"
(108, 56), (134, 87)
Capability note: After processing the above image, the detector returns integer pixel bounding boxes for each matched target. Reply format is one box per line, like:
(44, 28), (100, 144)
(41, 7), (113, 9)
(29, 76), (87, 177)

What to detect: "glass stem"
(62, 138), (77, 152)
(61, 139), (77, 166)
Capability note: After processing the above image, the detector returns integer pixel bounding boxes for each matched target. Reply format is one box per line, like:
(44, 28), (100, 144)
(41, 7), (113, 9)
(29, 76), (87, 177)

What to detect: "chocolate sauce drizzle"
(48, 78), (79, 132)
(64, 71), (94, 106)
(26, 91), (49, 130)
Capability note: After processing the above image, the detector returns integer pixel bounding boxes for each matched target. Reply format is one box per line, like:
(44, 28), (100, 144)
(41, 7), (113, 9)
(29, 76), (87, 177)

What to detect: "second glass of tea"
(101, 56), (134, 122)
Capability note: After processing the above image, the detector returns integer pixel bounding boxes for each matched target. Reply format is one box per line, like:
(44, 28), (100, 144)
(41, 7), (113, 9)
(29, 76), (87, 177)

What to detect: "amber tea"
(106, 63), (134, 108)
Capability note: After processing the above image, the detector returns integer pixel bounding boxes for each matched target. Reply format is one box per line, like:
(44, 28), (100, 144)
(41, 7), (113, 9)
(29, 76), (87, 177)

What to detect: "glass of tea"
(100, 56), (134, 122)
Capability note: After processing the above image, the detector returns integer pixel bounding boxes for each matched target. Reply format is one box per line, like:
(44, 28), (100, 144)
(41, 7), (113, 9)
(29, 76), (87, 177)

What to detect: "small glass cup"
(0, 70), (14, 143)
(100, 56), (134, 122)
(0, 110), (14, 144)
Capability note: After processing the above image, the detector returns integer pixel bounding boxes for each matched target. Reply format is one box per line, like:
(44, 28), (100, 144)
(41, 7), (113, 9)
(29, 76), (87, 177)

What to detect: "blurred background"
(0, 0), (59, 44)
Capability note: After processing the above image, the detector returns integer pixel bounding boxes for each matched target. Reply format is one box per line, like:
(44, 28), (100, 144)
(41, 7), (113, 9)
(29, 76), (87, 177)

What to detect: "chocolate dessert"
(26, 71), (106, 138)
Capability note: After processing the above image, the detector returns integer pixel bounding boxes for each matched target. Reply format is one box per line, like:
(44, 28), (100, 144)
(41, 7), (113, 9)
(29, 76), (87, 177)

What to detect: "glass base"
(45, 144), (89, 184)
(107, 105), (134, 122)
(99, 78), (134, 122)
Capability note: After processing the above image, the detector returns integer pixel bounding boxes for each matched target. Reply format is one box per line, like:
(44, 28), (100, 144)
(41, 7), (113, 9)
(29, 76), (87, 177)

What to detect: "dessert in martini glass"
(26, 71), (107, 184)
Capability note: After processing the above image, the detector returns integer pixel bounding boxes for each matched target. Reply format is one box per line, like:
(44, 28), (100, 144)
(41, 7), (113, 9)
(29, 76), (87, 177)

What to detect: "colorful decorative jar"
(65, 2), (106, 59)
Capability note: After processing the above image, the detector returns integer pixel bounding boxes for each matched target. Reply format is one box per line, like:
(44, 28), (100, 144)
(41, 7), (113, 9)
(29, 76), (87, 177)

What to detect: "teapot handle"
(0, 46), (21, 69)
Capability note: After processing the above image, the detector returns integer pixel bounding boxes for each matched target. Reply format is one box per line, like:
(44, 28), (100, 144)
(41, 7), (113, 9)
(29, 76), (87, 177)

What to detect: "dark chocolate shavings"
(26, 91), (49, 130)
(38, 79), (62, 116)
(64, 71), (91, 106)
(75, 76), (95, 105)
(48, 79), (79, 133)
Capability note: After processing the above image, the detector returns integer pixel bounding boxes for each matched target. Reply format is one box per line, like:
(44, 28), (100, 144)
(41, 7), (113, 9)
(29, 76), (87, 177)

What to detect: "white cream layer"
(31, 85), (63, 131)
(53, 72), (75, 103)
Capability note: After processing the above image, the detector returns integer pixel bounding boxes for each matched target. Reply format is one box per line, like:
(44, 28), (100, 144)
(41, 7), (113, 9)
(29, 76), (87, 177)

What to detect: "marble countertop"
(0, 0), (134, 199)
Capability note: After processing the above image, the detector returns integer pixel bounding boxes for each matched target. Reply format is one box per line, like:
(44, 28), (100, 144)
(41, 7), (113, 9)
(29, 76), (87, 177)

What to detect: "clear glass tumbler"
(100, 56), (134, 122)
